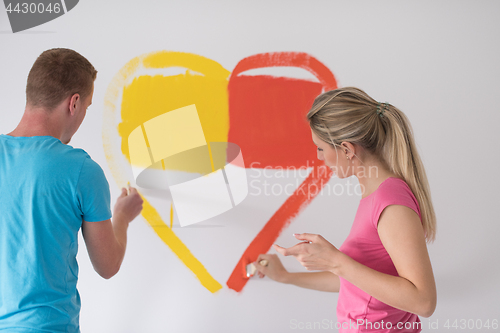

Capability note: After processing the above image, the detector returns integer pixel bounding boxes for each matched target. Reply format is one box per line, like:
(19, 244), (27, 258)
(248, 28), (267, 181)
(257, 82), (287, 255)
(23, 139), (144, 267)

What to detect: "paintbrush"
(246, 259), (269, 278)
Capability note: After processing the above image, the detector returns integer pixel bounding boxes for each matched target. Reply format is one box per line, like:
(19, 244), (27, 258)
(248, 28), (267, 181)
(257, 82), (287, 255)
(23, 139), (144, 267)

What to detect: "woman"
(254, 87), (436, 332)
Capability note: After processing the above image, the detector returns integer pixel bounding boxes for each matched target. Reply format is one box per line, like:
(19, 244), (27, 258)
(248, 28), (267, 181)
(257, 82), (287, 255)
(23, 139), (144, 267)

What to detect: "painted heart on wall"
(103, 50), (337, 293)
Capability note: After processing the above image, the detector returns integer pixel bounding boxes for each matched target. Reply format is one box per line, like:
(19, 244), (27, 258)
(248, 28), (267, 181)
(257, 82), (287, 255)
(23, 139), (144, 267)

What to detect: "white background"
(1, 1), (499, 332)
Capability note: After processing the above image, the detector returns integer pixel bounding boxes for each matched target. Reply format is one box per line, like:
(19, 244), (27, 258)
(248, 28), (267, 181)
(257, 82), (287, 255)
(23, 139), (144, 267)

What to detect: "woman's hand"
(273, 233), (343, 274)
(253, 253), (290, 283)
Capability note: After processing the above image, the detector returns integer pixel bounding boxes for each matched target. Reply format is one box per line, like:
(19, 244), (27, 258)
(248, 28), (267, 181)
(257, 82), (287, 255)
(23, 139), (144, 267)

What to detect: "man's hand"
(113, 185), (143, 225)
(82, 185), (143, 279)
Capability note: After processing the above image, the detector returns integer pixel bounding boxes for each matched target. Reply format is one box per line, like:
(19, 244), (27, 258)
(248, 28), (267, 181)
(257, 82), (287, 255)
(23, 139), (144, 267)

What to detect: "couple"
(0, 48), (436, 333)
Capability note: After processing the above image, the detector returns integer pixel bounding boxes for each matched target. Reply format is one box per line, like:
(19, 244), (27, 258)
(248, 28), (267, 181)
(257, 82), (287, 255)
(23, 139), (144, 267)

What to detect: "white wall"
(1, 1), (499, 332)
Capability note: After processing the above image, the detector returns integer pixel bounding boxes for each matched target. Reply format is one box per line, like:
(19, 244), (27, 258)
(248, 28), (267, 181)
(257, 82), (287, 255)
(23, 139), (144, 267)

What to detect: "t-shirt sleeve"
(76, 156), (112, 222)
(371, 179), (421, 229)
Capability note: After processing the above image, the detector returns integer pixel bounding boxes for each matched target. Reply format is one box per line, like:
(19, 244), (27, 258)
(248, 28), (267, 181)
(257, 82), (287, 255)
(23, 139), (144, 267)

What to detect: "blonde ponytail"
(307, 87), (436, 242)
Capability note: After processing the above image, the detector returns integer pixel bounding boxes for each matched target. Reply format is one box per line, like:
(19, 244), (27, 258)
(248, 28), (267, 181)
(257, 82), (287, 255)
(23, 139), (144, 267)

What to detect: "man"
(0, 48), (143, 332)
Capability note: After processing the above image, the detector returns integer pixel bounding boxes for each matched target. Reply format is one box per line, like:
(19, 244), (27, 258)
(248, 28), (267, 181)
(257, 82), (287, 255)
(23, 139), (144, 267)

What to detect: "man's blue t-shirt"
(0, 135), (112, 332)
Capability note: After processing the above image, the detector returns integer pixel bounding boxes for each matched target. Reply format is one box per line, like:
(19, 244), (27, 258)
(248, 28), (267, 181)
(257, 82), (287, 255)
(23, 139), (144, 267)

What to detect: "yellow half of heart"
(103, 51), (231, 293)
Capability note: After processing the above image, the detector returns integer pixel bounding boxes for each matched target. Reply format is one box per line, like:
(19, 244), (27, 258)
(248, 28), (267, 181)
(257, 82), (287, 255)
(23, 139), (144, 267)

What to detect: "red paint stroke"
(228, 52), (338, 168)
(231, 52), (338, 90)
(226, 165), (332, 292)
(226, 52), (338, 292)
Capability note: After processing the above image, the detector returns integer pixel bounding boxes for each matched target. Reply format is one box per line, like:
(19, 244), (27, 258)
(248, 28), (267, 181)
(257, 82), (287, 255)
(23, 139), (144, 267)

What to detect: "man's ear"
(68, 93), (80, 116)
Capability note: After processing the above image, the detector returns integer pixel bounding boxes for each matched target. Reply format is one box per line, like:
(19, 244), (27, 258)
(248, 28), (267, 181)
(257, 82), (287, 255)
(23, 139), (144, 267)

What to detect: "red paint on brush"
(226, 165), (332, 292)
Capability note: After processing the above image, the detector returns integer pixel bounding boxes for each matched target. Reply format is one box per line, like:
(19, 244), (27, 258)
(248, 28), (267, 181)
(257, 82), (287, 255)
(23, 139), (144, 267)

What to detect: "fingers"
(256, 253), (272, 263)
(115, 185), (144, 222)
(293, 233), (322, 243)
(122, 185), (142, 203)
(274, 242), (310, 257)
(253, 261), (266, 274)
(119, 187), (128, 197)
(254, 254), (270, 273)
(255, 253), (269, 262)
(119, 185), (139, 197)
(253, 253), (277, 276)
(273, 244), (288, 256)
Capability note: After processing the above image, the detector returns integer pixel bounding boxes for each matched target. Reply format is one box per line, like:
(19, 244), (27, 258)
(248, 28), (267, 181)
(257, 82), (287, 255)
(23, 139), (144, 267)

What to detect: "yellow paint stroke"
(170, 202), (173, 229)
(142, 105), (207, 167)
(142, 51), (229, 80)
(118, 53), (230, 173)
(142, 198), (222, 293)
(129, 105), (210, 175)
(103, 56), (141, 186)
(103, 51), (230, 293)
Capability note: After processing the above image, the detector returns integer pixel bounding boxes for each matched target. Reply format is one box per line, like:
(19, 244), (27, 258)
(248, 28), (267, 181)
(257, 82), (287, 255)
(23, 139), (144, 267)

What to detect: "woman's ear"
(341, 142), (359, 160)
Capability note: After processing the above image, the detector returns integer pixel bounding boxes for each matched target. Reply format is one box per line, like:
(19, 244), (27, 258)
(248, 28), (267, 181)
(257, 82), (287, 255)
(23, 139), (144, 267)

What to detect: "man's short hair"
(26, 48), (97, 110)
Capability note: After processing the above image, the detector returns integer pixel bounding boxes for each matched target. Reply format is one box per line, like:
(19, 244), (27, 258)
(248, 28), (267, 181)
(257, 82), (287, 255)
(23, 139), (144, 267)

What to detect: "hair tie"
(376, 102), (389, 118)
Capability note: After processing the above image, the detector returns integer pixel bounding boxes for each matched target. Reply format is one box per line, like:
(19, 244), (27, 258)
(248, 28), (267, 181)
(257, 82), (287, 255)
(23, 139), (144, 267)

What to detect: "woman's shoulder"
(378, 176), (411, 193)
(374, 176), (421, 217)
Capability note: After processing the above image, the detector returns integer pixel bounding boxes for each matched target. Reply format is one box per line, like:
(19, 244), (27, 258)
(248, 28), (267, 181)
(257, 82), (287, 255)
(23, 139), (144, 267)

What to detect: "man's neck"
(8, 106), (63, 140)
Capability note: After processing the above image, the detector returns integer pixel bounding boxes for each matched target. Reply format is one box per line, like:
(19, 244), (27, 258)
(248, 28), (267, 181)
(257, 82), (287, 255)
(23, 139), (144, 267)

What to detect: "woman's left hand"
(273, 233), (343, 273)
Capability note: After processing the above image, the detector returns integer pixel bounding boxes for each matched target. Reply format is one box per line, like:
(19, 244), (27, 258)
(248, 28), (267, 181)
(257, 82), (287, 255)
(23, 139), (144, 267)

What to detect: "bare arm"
(275, 205), (437, 317)
(284, 272), (339, 292)
(336, 205), (436, 317)
(253, 254), (340, 292)
(81, 186), (143, 279)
